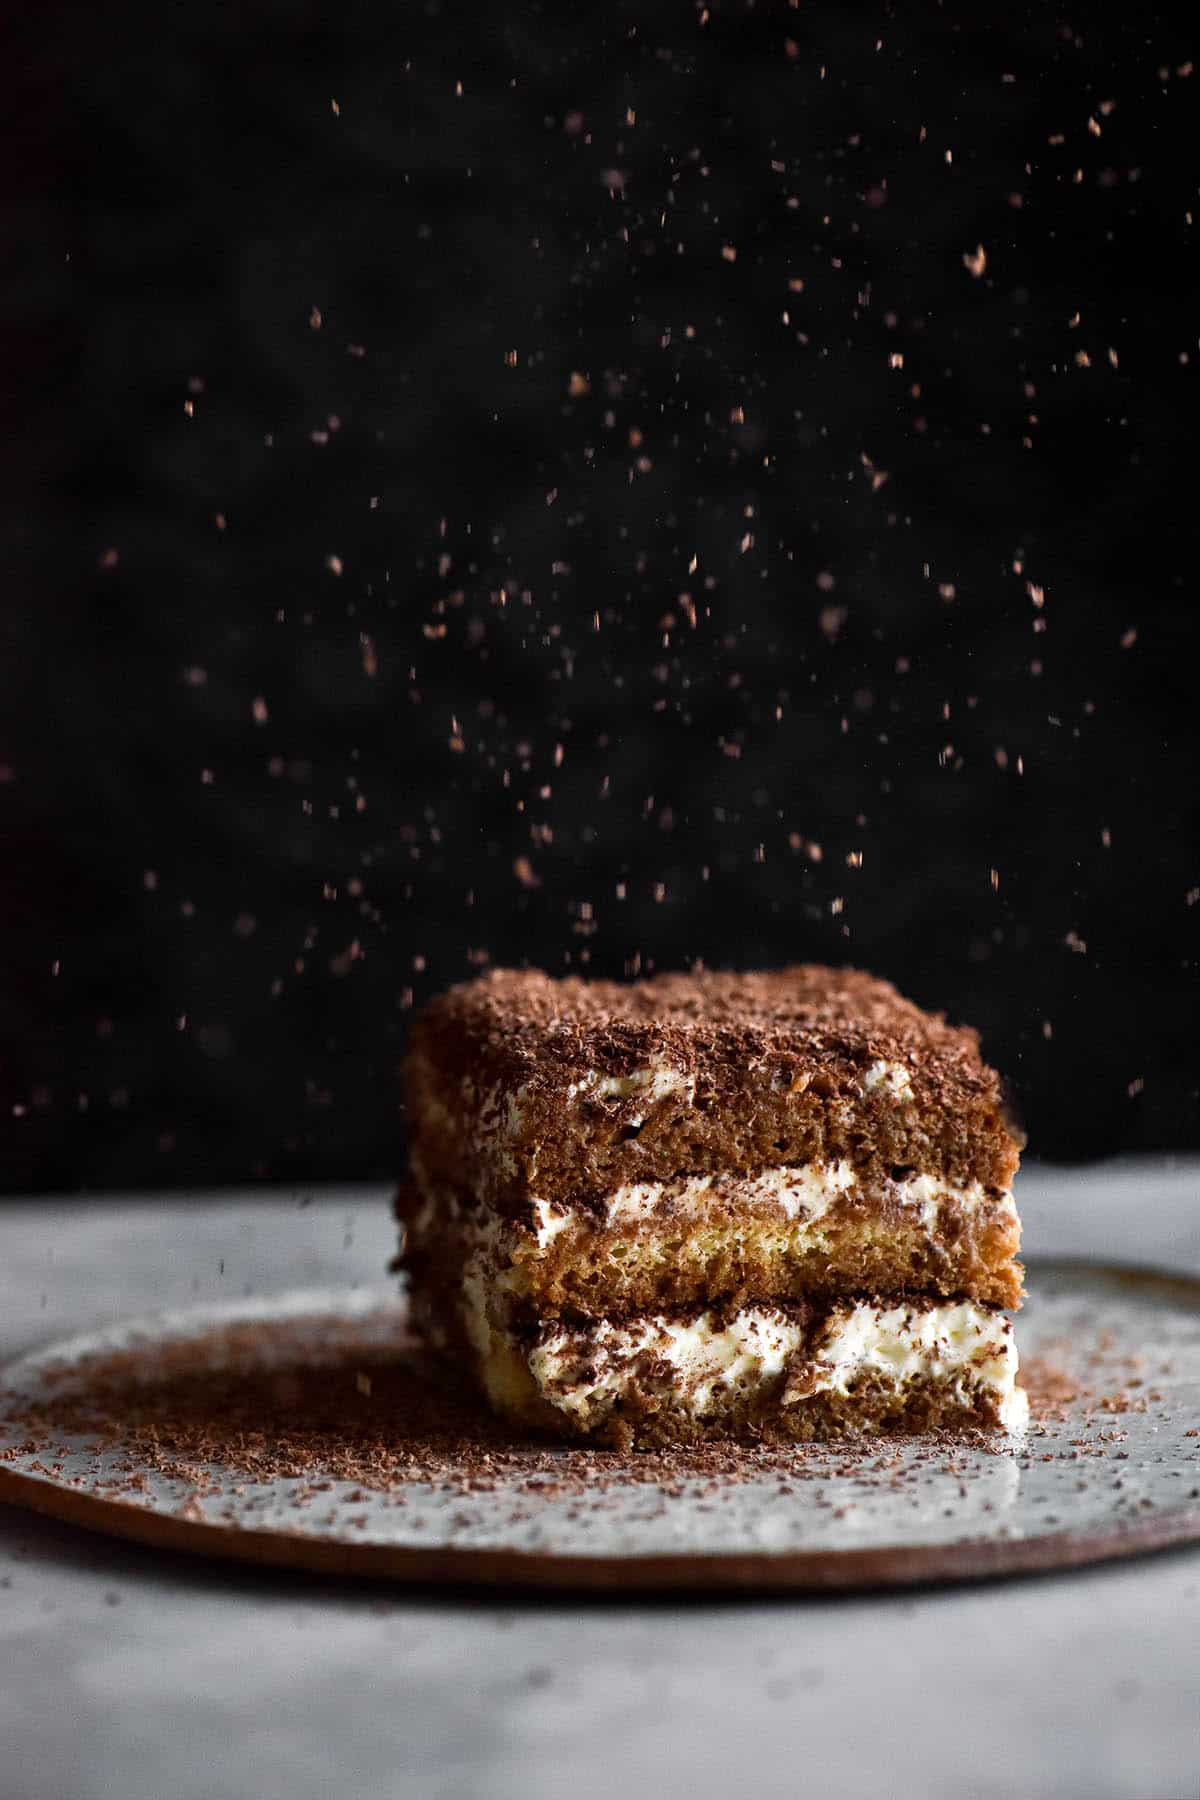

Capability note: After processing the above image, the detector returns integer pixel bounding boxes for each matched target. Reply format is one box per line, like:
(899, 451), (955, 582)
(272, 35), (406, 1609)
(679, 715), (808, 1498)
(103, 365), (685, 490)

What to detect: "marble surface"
(2, 1159), (1198, 1800)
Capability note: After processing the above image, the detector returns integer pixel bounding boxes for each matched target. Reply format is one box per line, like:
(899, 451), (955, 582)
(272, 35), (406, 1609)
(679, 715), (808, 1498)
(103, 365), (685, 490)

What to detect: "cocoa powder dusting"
(0, 1309), (1046, 1507)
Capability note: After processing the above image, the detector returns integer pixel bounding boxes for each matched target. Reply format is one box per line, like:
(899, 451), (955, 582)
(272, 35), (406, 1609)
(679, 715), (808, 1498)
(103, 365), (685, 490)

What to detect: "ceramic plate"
(1, 1261), (1197, 1591)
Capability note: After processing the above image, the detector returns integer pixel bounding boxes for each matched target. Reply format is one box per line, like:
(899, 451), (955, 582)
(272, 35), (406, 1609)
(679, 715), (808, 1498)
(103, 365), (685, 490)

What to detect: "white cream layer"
(529, 1163), (1013, 1246)
(526, 1300), (1026, 1432)
(863, 1058), (915, 1098)
(795, 1299), (1027, 1429)
(406, 1153), (1015, 1263)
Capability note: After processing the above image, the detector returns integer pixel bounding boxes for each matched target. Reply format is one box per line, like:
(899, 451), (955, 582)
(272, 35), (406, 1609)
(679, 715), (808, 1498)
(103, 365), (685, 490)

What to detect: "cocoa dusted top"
(414, 964), (996, 1091)
(404, 965), (1023, 1210)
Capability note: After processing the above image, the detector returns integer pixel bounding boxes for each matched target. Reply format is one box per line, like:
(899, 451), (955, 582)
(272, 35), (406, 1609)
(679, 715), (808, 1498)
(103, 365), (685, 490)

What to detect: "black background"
(7, 2), (1199, 1193)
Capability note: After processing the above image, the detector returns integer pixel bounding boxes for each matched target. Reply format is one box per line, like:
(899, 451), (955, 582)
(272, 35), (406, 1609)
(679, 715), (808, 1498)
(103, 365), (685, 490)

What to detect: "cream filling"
(530, 1163), (1012, 1238)
(599, 1161), (856, 1226)
(798, 1299), (1028, 1430)
(567, 1064), (696, 1114)
(525, 1300), (1026, 1432)
(407, 1154), (1016, 1259)
(529, 1307), (801, 1422)
(863, 1058), (914, 1099)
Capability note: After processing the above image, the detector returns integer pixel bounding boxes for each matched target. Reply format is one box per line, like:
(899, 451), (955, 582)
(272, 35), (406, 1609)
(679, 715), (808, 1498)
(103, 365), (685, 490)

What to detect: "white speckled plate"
(1, 1261), (1198, 1591)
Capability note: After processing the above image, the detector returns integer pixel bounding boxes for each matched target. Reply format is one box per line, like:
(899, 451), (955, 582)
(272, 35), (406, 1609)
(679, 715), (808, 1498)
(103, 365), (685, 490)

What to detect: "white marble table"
(2, 1160), (1198, 1800)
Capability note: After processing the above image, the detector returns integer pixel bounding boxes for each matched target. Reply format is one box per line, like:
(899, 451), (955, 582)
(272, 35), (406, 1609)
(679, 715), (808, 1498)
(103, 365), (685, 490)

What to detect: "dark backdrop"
(6, 2), (1199, 1193)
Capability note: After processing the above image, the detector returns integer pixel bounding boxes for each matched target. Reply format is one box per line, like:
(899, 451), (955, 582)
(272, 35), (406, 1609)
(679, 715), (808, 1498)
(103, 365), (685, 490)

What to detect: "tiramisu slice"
(396, 966), (1026, 1446)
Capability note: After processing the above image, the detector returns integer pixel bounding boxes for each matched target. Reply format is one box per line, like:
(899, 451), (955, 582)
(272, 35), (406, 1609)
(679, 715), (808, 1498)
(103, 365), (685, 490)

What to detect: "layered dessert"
(395, 966), (1027, 1446)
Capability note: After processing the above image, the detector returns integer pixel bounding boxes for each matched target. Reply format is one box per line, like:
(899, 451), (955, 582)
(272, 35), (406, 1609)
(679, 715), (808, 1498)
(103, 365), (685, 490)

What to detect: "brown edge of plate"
(1, 1257), (1198, 1595)
(1, 1464), (1200, 1593)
